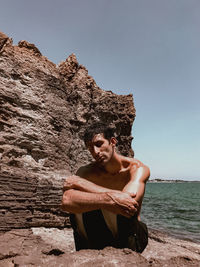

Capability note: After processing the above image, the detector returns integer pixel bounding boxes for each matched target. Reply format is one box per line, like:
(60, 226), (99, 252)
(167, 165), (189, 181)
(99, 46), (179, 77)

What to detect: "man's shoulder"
(121, 156), (145, 168)
(128, 158), (150, 181)
(129, 158), (146, 168)
(121, 156), (150, 178)
(76, 162), (98, 178)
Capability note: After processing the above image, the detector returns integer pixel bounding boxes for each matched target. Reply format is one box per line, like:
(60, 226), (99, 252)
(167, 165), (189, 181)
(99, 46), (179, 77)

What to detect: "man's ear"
(110, 137), (117, 146)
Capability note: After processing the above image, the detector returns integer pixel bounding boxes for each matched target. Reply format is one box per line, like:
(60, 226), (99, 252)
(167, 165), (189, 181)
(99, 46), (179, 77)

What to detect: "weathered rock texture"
(0, 228), (199, 267)
(0, 31), (135, 231)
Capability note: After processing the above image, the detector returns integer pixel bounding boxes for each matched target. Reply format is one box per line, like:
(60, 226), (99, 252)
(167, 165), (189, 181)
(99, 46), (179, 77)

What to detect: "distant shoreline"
(148, 179), (200, 183)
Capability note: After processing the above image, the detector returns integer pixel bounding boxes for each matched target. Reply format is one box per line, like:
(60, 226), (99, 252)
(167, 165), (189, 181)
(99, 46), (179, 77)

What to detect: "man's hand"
(105, 191), (138, 218)
(63, 175), (78, 192)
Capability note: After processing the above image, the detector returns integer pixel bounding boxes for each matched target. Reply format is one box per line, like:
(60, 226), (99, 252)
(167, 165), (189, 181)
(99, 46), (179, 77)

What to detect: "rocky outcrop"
(0, 228), (199, 266)
(0, 31), (136, 230)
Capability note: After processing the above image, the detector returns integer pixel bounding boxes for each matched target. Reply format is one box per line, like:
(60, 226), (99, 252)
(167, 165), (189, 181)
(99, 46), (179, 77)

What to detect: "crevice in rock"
(44, 248), (65, 256)
(0, 253), (19, 261)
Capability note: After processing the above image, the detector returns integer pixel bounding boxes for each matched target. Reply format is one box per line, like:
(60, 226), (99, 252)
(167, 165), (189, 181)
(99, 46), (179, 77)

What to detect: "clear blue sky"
(1, 0), (199, 180)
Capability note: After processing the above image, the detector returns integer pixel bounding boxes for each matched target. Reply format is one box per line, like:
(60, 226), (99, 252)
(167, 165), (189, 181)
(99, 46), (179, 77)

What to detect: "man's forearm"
(61, 189), (112, 213)
(63, 175), (118, 194)
(61, 189), (138, 217)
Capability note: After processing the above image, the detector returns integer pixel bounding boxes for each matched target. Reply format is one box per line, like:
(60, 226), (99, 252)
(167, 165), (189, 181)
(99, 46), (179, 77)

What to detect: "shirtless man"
(61, 123), (150, 252)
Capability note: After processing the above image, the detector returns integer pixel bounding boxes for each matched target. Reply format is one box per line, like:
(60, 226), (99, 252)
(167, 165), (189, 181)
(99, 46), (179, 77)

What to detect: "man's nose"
(93, 146), (100, 155)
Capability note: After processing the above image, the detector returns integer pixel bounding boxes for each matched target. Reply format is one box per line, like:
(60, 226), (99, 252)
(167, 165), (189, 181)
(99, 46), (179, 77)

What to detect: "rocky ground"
(0, 228), (199, 267)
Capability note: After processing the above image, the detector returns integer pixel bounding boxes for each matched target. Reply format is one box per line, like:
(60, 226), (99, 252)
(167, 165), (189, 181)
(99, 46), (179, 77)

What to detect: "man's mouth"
(96, 156), (104, 162)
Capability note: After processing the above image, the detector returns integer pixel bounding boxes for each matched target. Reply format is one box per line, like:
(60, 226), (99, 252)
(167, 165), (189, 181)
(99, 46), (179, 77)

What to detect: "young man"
(61, 123), (150, 252)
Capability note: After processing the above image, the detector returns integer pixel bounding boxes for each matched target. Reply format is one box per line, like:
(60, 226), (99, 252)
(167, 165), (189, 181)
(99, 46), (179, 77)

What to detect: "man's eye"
(96, 142), (102, 147)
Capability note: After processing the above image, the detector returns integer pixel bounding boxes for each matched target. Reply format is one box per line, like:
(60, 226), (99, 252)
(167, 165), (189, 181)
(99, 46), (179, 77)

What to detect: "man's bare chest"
(87, 171), (131, 191)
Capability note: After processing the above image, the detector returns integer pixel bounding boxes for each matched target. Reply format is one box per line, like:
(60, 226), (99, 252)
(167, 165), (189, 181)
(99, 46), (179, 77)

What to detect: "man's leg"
(117, 215), (148, 253)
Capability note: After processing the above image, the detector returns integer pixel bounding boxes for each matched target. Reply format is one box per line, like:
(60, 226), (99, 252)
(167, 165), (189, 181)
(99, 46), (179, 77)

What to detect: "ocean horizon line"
(149, 178), (200, 183)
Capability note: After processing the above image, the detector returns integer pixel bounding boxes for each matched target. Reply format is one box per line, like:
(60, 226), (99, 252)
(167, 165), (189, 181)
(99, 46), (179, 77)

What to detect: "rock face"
(0, 31), (136, 231)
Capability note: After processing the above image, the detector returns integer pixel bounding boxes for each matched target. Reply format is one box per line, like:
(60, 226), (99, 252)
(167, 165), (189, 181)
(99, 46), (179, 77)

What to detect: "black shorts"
(70, 210), (148, 253)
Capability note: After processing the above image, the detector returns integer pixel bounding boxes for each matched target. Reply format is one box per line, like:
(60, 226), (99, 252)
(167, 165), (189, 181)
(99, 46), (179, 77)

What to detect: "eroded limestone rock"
(0, 31), (135, 230)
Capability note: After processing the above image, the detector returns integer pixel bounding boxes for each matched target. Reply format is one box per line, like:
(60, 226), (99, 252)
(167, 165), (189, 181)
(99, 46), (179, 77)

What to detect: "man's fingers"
(120, 203), (138, 217)
(133, 200), (139, 208)
(123, 208), (136, 218)
(120, 208), (132, 218)
(129, 206), (137, 214)
(63, 178), (73, 191)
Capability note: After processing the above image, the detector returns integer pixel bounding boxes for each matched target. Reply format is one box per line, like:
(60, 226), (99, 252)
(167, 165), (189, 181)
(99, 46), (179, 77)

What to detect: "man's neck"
(104, 152), (123, 175)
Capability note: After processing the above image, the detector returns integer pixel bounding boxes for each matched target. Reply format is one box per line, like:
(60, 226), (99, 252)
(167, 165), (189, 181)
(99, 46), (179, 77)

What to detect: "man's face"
(86, 133), (115, 165)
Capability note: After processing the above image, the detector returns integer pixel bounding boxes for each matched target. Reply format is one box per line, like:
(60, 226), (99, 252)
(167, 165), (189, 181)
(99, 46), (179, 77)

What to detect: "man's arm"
(61, 167), (139, 217)
(63, 174), (112, 194)
(61, 189), (111, 213)
(122, 164), (150, 206)
(61, 189), (138, 217)
(63, 164), (150, 204)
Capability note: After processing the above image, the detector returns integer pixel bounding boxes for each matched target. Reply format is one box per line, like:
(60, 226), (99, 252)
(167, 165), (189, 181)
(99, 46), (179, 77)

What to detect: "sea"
(141, 182), (200, 243)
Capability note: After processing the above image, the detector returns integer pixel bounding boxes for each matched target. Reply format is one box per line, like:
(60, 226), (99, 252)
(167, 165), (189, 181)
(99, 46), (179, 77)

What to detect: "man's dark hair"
(83, 122), (115, 145)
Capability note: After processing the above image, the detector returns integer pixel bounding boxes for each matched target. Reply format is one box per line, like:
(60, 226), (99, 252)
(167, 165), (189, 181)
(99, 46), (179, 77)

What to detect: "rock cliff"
(0, 31), (135, 231)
